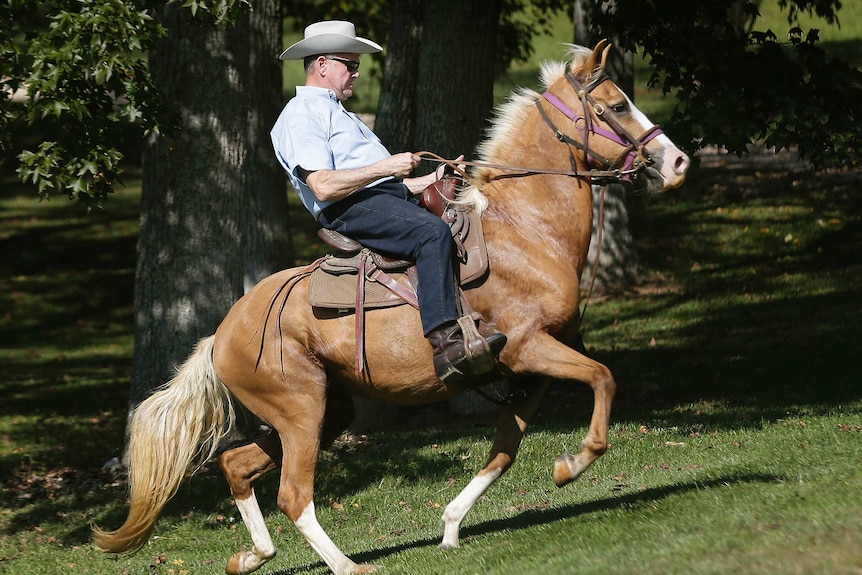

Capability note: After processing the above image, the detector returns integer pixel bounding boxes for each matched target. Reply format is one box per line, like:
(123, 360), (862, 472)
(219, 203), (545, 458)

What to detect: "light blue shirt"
(270, 86), (393, 220)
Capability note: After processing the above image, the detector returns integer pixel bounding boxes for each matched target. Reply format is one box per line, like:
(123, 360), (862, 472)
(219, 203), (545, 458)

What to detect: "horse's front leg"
(514, 334), (616, 487)
(439, 379), (550, 550)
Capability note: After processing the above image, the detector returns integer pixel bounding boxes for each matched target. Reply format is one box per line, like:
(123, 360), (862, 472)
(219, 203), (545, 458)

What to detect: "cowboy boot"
(428, 322), (507, 383)
(428, 322), (470, 383)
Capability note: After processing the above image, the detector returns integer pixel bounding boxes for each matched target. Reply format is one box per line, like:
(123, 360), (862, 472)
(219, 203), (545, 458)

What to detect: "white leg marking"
(229, 493), (277, 574)
(294, 502), (360, 575)
(439, 469), (503, 550)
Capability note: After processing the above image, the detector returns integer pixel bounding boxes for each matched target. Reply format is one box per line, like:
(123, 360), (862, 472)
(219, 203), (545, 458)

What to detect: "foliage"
(282, 0), (569, 77)
(3, 0), (860, 208)
(590, 0), (861, 168)
(3, 0), (565, 208)
(0, 0), (248, 209)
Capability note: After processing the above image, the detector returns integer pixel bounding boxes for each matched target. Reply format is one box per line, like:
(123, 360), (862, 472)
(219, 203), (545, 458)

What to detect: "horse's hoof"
(225, 550), (269, 575)
(353, 564), (383, 573)
(553, 453), (584, 487)
(437, 542), (458, 552)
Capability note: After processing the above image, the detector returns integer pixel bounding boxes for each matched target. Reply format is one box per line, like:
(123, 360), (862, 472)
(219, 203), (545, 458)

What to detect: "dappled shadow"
(268, 472), (780, 575)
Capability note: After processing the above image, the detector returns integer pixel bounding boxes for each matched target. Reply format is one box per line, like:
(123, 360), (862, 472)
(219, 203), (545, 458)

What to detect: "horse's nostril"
(675, 153), (690, 174)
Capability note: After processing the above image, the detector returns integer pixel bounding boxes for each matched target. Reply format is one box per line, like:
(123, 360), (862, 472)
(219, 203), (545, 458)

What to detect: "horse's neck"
(481, 140), (594, 244)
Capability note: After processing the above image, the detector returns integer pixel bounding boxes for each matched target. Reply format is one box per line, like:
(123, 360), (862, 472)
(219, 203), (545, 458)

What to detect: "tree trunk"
(414, 0), (502, 416)
(131, 5), (275, 406)
(242, 0), (292, 289)
(374, 0), (423, 152)
(574, 0), (633, 96)
(415, 0), (500, 164)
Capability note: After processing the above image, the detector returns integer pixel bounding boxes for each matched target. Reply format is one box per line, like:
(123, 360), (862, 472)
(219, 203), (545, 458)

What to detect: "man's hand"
(384, 152), (421, 178)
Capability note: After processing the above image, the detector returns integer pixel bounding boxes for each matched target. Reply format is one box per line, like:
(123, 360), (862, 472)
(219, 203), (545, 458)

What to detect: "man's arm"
(305, 152), (421, 202)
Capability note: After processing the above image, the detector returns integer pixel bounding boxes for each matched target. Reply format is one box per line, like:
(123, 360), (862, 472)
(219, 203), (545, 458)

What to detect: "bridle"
(538, 71), (664, 187)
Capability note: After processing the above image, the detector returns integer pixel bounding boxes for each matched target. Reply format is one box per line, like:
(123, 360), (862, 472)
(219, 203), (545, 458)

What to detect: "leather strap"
(355, 252), (368, 382)
(367, 267), (419, 309)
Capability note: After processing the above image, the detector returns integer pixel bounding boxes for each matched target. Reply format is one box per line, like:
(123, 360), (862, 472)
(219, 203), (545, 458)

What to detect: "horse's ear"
(576, 38), (612, 82)
(598, 40), (612, 69)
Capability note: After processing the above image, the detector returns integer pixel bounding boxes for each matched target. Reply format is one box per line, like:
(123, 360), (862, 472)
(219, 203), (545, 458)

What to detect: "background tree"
(1, 0), (288, 416)
(132, 0), (288, 407)
(590, 0), (860, 168)
(574, 0), (643, 292)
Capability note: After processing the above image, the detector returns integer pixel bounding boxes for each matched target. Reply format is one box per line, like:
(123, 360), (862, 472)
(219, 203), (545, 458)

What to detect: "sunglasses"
(326, 57), (360, 74)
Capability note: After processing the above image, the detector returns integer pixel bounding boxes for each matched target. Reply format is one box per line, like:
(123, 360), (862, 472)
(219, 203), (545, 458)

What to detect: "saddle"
(306, 174), (493, 382)
(308, 174), (489, 310)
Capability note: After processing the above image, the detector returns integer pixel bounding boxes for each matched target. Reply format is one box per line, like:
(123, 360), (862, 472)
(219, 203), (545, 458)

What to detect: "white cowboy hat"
(279, 20), (383, 60)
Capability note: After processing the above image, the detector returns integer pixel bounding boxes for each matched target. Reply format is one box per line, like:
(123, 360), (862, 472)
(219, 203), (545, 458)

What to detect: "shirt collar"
(296, 85), (339, 103)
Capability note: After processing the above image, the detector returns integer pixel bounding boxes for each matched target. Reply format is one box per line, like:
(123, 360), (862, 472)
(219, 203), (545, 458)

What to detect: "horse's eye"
(611, 103), (628, 114)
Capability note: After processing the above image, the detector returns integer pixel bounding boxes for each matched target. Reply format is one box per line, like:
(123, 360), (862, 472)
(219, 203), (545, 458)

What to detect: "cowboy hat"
(279, 21), (383, 60)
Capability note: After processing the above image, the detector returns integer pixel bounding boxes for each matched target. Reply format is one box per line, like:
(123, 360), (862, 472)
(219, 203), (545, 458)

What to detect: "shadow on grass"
(268, 472), (780, 575)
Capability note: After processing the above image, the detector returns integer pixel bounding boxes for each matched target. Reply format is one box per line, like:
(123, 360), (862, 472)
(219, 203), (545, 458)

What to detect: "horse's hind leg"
(439, 378), (550, 550)
(220, 434), (281, 575)
(258, 354), (380, 575)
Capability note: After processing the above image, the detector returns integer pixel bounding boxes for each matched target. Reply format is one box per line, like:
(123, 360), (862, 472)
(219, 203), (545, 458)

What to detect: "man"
(270, 20), (505, 383)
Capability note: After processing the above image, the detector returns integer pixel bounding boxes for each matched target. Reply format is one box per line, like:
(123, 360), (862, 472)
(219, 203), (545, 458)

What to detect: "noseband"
(538, 72), (664, 185)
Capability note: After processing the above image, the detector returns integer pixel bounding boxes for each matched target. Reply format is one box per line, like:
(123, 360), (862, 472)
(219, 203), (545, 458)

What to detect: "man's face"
(323, 53), (361, 100)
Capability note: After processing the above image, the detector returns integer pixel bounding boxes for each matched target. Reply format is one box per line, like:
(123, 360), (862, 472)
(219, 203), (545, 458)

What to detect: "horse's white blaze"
(626, 93), (690, 188)
(294, 502), (362, 575)
(439, 468), (504, 549)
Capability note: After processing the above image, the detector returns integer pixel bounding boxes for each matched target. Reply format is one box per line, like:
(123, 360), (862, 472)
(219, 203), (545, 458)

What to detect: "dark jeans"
(319, 181), (458, 336)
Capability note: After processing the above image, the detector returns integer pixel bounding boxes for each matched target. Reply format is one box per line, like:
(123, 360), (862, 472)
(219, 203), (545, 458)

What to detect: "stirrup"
(457, 315), (496, 375)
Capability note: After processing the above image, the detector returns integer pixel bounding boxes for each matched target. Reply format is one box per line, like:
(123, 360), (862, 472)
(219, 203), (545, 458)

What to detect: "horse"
(93, 40), (689, 574)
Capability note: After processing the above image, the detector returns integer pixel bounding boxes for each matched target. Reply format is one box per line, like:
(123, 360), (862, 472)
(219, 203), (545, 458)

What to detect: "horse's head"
(543, 40), (689, 193)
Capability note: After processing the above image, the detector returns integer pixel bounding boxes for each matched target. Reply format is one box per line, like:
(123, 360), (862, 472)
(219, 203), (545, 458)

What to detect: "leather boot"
(428, 321), (508, 383)
(428, 322), (470, 383)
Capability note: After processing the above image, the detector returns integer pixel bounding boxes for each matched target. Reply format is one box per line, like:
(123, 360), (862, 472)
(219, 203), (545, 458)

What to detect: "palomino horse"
(94, 41), (689, 574)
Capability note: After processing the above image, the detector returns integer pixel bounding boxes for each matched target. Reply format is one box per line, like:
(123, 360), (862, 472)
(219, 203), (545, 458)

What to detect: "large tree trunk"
(242, 0), (292, 288)
(375, 0), (423, 152)
(415, 0), (502, 416)
(131, 4), (284, 408)
(368, 0), (505, 420)
(415, 0), (500, 162)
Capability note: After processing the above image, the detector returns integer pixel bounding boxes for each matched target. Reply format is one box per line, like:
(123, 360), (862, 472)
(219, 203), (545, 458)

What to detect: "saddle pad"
(308, 208), (490, 310)
(308, 267), (413, 310)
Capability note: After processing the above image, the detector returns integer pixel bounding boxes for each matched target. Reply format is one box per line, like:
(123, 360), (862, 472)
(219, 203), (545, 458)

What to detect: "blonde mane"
(458, 45), (596, 213)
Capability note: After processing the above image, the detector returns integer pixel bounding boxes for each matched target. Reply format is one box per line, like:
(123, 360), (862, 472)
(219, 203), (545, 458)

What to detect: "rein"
(419, 73), (662, 186)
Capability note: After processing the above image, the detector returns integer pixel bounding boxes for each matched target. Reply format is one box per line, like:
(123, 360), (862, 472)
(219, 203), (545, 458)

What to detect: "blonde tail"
(92, 335), (234, 553)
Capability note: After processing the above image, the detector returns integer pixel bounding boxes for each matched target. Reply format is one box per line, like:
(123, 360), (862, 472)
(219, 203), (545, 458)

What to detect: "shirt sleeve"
(284, 111), (335, 179)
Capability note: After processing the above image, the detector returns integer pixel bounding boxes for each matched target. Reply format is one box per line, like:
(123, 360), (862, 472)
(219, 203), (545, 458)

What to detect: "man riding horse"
(270, 20), (506, 383)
